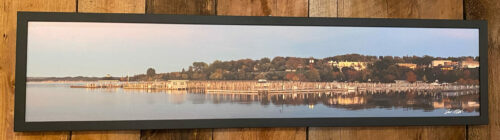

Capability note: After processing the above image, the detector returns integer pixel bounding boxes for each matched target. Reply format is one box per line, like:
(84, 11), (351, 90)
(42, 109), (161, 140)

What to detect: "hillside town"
(124, 54), (480, 85)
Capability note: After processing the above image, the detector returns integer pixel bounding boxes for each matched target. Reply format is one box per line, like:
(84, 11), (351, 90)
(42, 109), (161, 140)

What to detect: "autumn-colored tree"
(285, 73), (296, 81)
(406, 71), (417, 83)
(285, 72), (303, 81)
(345, 69), (361, 82)
(285, 57), (304, 69)
(457, 78), (467, 84)
(470, 80), (479, 85)
(384, 74), (396, 82)
(331, 71), (345, 81)
(306, 69), (321, 81)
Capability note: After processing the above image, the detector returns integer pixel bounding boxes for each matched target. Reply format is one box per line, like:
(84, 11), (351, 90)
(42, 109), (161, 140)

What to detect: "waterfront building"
(327, 60), (338, 67)
(396, 63), (417, 69)
(122, 80), (189, 90)
(431, 60), (452, 67)
(444, 61), (459, 67)
(337, 61), (368, 71)
(441, 66), (454, 71)
(73, 80), (121, 88)
(309, 59), (315, 64)
(459, 60), (479, 68)
(169, 80), (189, 89)
(309, 59), (315, 69)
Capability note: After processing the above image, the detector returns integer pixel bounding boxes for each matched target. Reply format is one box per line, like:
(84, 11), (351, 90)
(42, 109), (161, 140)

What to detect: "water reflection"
(26, 83), (480, 122)
(112, 88), (480, 113)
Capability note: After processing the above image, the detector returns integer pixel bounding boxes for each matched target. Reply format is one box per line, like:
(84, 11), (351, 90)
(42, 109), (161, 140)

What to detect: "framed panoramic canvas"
(15, 12), (488, 131)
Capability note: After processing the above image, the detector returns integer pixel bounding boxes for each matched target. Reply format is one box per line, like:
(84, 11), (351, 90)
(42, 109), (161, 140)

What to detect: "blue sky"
(27, 22), (479, 77)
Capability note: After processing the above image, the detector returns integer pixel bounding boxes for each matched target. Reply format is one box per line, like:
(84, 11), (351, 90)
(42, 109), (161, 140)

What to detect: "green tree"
(192, 62), (208, 72)
(257, 58), (271, 72)
(271, 56), (286, 71)
(147, 68), (156, 78)
(260, 57), (271, 64)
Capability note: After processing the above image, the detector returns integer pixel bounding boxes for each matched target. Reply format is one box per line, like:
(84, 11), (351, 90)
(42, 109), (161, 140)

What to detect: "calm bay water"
(26, 83), (479, 122)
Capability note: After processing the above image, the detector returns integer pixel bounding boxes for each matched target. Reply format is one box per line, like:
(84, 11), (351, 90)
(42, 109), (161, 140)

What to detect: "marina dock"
(70, 80), (480, 95)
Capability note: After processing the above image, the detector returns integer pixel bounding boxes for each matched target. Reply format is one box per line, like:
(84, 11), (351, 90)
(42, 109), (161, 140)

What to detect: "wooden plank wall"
(465, 0), (500, 140)
(0, 0), (498, 139)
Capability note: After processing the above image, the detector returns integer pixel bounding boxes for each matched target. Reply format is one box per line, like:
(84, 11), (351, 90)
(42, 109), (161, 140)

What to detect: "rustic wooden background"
(0, 0), (498, 139)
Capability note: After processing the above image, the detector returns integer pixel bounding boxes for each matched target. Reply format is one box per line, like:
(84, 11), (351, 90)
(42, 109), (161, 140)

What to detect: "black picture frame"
(14, 12), (489, 131)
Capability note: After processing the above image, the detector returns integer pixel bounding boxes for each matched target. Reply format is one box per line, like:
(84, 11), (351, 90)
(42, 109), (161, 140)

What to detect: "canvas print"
(25, 22), (480, 122)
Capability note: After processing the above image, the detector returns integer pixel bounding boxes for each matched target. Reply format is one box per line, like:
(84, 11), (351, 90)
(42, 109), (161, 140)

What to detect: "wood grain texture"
(275, 0), (308, 17)
(0, 0), (75, 139)
(387, 0), (463, 19)
(141, 0), (215, 139)
(217, 0), (275, 16)
(78, 0), (145, 13)
(0, 71), (15, 139)
(466, 0), (500, 139)
(310, 126), (465, 140)
(337, 0), (387, 18)
(141, 129), (213, 140)
(308, 127), (341, 140)
(213, 127), (306, 140)
(71, 0), (144, 139)
(217, 0), (307, 17)
(309, 0), (466, 139)
(309, 0), (338, 17)
(146, 0), (215, 15)
(14, 132), (70, 140)
(0, 0), (11, 138)
(338, 0), (462, 19)
(214, 1), (307, 139)
(71, 131), (140, 140)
